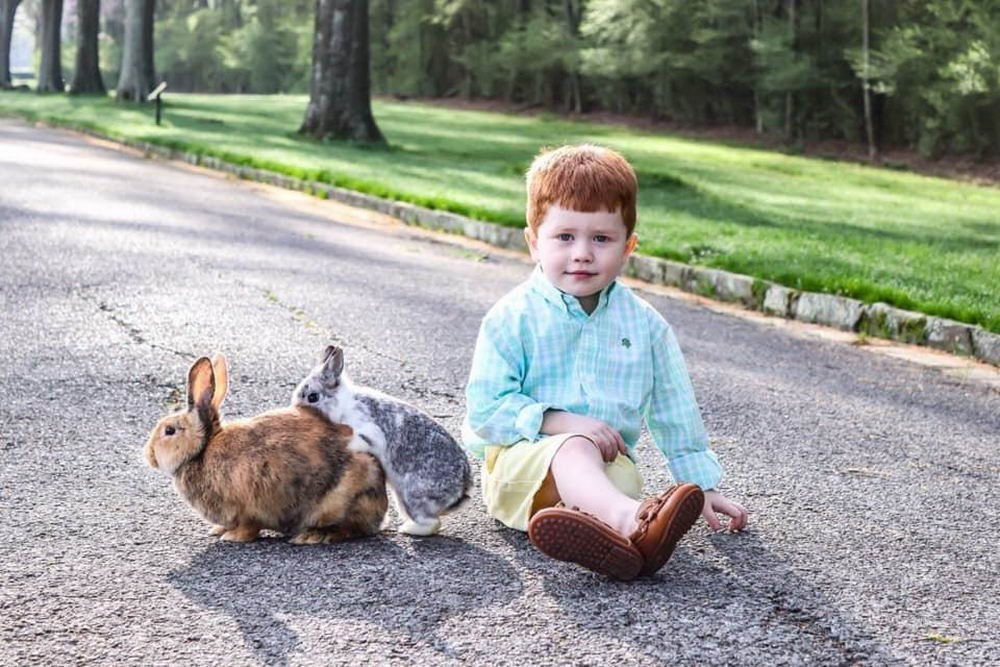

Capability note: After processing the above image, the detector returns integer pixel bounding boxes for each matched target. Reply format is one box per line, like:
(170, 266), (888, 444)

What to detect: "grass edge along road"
(1, 91), (997, 334)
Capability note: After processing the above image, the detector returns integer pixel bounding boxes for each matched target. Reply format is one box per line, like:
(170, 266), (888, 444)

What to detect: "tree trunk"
(784, 0), (797, 141)
(751, 0), (763, 134)
(37, 0), (64, 93)
(300, 0), (385, 144)
(563, 0), (582, 113)
(861, 0), (879, 161)
(116, 0), (156, 102)
(0, 0), (22, 89)
(70, 0), (105, 94)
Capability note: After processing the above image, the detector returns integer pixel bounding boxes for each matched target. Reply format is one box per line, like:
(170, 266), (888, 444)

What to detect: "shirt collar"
(528, 265), (618, 317)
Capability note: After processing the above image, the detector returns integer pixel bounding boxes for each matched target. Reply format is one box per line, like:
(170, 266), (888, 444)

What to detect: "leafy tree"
(374, 0), (450, 97)
(872, 0), (1000, 156)
(16, 0), (997, 157)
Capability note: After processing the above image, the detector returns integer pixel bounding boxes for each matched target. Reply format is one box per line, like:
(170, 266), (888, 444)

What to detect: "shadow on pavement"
(497, 526), (899, 664)
(168, 532), (521, 666)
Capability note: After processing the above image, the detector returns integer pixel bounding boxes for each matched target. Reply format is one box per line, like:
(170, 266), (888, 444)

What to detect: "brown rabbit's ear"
(187, 357), (216, 411)
(210, 353), (230, 410)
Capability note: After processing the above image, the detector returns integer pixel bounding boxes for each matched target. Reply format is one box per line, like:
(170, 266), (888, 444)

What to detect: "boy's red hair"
(525, 144), (637, 235)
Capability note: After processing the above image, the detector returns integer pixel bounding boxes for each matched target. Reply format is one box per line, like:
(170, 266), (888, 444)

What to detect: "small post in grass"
(147, 82), (168, 125)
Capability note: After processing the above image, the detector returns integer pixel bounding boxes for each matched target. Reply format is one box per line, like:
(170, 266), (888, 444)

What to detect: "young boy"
(462, 144), (747, 581)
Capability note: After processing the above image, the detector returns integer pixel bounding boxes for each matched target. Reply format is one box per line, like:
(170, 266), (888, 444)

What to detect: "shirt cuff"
(514, 402), (550, 441)
(668, 449), (723, 491)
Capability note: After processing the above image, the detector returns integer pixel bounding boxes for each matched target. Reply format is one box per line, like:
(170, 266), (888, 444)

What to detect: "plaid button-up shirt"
(462, 266), (723, 491)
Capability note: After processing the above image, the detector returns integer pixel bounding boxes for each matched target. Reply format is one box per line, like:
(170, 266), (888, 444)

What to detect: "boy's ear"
(524, 227), (539, 261)
(625, 233), (638, 256)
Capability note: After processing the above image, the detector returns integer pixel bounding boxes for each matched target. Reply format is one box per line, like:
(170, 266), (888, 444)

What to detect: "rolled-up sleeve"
(643, 320), (723, 490)
(462, 313), (551, 456)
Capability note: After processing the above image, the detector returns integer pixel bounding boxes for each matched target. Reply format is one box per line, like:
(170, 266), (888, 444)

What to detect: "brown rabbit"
(143, 354), (388, 544)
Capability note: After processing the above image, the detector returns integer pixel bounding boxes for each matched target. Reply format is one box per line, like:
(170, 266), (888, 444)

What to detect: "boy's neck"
(577, 293), (599, 315)
(531, 266), (617, 315)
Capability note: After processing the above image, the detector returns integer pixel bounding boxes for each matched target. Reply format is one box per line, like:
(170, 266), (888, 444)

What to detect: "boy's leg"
(525, 436), (645, 580)
(530, 435), (704, 578)
(546, 436), (641, 537)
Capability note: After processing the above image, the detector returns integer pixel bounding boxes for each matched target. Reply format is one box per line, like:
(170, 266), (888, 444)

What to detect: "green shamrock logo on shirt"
(621, 337), (631, 349)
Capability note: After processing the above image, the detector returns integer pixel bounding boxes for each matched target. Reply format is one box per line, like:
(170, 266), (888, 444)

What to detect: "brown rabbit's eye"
(307, 393), (319, 404)
(165, 425), (176, 436)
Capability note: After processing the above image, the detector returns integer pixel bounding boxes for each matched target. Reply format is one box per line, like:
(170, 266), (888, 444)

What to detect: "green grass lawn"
(2, 90), (997, 333)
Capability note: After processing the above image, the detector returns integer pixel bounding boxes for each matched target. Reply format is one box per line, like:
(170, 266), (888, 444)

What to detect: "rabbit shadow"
(167, 531), (521, 666)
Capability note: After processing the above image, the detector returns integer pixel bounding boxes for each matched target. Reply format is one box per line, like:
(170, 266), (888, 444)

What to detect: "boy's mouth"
(565, 271), (598, 277)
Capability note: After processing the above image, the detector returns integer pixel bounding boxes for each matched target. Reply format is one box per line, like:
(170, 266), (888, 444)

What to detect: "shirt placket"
(567, 301), (598, 402)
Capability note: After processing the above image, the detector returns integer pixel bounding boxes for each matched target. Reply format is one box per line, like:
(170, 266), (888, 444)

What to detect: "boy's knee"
(554, 435), (601, 460)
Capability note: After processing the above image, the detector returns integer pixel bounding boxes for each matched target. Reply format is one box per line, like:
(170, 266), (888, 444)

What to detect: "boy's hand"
(701, 490), (748, 532)
(541, 411), (627, 462)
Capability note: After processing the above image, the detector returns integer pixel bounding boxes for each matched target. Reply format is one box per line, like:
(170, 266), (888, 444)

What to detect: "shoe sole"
(638, 485), (704, 576)
(529, 510), (643, 581)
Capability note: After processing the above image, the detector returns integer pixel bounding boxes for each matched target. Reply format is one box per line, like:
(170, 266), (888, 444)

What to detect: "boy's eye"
(594, 235), (610, 243)
(557, 233), (573, 242)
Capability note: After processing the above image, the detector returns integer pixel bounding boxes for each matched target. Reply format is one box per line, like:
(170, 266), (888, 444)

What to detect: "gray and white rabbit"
(291, 345), (472, 536)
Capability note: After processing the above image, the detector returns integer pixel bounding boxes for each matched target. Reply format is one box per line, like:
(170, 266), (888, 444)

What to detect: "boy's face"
(525, 205), (637, 308)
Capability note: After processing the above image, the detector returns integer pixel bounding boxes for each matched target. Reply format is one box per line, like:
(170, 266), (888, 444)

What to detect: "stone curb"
(56, 124), (1000, 367)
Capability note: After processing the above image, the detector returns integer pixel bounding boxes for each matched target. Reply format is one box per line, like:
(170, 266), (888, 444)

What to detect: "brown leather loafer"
(528, 506), (644, 581)
(629, 483), (704, 576)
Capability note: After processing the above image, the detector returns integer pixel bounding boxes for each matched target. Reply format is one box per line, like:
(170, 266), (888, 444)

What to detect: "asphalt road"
(1, 118), (998, 666)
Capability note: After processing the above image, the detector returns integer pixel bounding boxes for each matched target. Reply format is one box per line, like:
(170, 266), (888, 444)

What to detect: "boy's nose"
(572, 242), (594, 262)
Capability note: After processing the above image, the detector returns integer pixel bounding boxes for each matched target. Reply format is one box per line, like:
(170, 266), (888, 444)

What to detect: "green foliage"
(134, 0), (314, 93)
(15, 0), (1000, 155)
(871, 1), (1000, 156)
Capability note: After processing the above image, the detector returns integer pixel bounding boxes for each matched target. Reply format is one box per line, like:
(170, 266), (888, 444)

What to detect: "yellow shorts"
(482, 433), (644, 532)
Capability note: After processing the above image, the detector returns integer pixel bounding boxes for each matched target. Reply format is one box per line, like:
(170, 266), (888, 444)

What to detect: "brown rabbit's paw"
(219, 525), (260, 542)
(289, 529), (328, 546)
(291, 526), (361, 545)
(209, 524), (227, 536)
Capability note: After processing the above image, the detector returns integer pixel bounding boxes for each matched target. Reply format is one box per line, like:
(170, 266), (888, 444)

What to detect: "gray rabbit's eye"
(165, 426), (176, 436)
(307, 393), (319, 404)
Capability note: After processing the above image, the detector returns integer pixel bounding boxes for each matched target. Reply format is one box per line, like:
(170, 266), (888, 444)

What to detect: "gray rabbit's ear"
(187, 357), (215, 411)
(321, 346), (345, 383)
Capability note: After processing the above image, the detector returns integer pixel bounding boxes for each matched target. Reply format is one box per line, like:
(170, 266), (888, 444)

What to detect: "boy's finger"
(598, 438), (616, 462)
(724, 502), (748, 531)
(701, 505), (723, 532)
(735, 506), (749, 531)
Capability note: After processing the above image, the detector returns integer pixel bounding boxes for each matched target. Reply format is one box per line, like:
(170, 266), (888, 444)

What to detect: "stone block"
(926, 318), (974, 356)
(859, 303), (928, 344)
(684, 266), (717, 297)
(710, 270), (755, 306)
(971, 328), (1000, 366)
(662, 261), (689, 288)
(763, 285), (795, 317)
(626, 255), (665, 284)
(793, 292), (865, 330)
